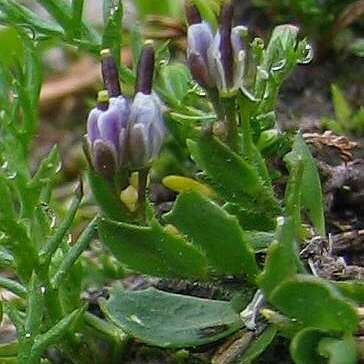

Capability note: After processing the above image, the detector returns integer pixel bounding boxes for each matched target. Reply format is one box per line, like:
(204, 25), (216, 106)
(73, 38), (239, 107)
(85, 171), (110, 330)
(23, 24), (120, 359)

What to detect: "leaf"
(238, 326), (277, 364)
(0, 340), (18, 359)
(87, 169), (130, 222)
(335, 280), (364, 305)
(31, 307), (85, 361)
(271, 275), (359, 332)
(290, 328), (327, 364)
(102, 0), (123, 68)
(285, 132), (325, 236)
(351, 38), (364, 57)
(318, 336), (357, 364)
(331, 84), (352, 128)
(159, 63), (191, 103)
(164, 191), (259, 281)
(191, 0), (218, 30)
(101, 287), (243, 348)
(257, 217), (302, 299)
(28, 146), (61, 189)
(0, 27), (24, 66)
(284, 158), (304, 238)
(187, 135), (280, 230)
(134, 0), (181, 17)
(98, 217), (208, 279)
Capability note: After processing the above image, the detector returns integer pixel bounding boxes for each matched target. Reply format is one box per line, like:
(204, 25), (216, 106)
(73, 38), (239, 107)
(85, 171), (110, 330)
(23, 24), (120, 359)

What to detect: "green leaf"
(0, 340), (18, 359)
(102, 0), (123, 68)
(318, 336), (357, 364)
(98, 217), (208, 279)
(285, 132), (325, 236)
(87, 169), (130, 222)
(187, 135), (280, 230)
(159, 63), (191, 104)
(0, 27), (24, 66)
(331, 84), (352, 128)
(28, 146), (61, 189)
(101, 287), (243, 348)
(335, 281), (364, 305)
(284, 158), (304, 238)
(257, 217), (300, 299)
(238, 326), (277, 364)
(164, 191), (259, 281)
(30, 307), (85, 362)
(134, 0), (181, 17)
(191, 0), (218, 30)
(351, 38), (364, 57)
(290, 328), (327, 364)
(271, 275), (359, 332)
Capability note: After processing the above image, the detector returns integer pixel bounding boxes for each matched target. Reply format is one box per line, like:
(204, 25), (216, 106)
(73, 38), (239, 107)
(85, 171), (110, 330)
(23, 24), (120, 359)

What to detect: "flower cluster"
(86, 44), (165, 180)
(186, 1), (246, 95)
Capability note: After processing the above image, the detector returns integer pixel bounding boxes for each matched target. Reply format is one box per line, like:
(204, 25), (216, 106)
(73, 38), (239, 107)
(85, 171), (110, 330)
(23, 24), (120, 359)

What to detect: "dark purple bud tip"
(93, 140), (117, 181)
(96, 90), (109, 111)
(219, 2), (234, 87)
(185, 1), (202, 25)
(101, 49), (121, 98)
(136, 41), (155, 95)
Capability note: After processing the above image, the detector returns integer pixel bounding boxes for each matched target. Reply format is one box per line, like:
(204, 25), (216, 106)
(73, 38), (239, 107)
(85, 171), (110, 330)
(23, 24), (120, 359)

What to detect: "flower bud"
(86, 90), (130, 179)
(207, 3), (246, 94)
(186, 4), (215, 89)
(128, 44), (165, 169)
(101, 49), (121, 97)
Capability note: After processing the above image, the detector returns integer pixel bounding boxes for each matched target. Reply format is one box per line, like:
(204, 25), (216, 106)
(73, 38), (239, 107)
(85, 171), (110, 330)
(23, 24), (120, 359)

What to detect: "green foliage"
(0, 1), (363, 363)
(322, 84), (364, 136)
(101, 287), (243, 348)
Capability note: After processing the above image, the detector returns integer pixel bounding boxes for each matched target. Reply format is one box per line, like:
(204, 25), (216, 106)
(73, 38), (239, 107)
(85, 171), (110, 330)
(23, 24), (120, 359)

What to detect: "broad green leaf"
(335, 281), (364, 305)
(257, 217), (300, 299)
(238, 326), (277, 364)
(98, 217), (208, 279)
(285, 133), (325, 236)
(290, 328), (327, 364)
(318, 336), (357, 364)
(101, 287), (243, 348)
(271, 275), (359, 332)
(164, 191), (259, 281)
(187, 135), (280, 230)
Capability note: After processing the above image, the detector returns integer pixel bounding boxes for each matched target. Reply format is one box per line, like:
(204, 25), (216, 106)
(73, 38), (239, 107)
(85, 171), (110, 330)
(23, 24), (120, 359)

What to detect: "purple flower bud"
(86, 91), (130, 179)
(186, 7), (215, 89)
(207, 3), (246, 94)
(101, 49), (121, 98)
(128, 92), (165, 169)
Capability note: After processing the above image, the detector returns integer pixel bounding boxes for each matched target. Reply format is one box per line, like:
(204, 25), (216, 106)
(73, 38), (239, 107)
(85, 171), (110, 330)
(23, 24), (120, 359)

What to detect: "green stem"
(39, 183), (83, 269)
(51, 217), (98, 289)
(137, 168), (149, 219)
(207, 88), (225, 121)
(222, 98), (241, 153)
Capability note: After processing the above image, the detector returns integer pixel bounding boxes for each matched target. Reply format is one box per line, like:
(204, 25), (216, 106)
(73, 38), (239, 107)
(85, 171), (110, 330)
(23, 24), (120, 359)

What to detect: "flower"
(86, 91), (130, 180)
(85, 43), (165, 178)
(128, 43), (165, 169)
(185, 2), (247, 95)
